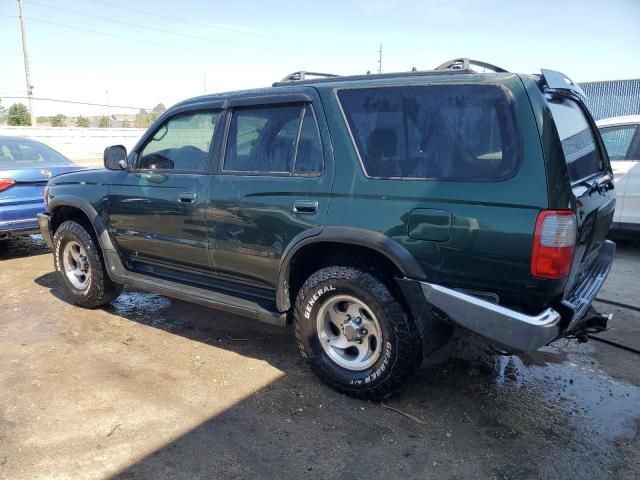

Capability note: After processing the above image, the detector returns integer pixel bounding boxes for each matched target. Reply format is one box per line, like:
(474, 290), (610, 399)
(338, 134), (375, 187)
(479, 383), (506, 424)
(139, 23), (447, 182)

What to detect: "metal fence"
(580, 79), (640, 121)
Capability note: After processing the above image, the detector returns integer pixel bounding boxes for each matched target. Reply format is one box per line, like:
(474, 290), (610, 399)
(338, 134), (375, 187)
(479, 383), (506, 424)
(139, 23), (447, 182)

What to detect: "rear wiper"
(576, 177), (613, 196)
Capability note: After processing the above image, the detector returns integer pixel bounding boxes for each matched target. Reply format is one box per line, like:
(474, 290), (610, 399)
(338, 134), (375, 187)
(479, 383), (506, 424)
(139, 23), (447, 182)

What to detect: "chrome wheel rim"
(62, 240), (90, 290)
(315, 294), (383, 371)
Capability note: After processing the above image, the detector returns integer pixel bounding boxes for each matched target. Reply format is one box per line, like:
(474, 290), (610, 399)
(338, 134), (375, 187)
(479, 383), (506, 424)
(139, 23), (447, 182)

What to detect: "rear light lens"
(0, 178), (16, 192)
(531, 210), (576, 279)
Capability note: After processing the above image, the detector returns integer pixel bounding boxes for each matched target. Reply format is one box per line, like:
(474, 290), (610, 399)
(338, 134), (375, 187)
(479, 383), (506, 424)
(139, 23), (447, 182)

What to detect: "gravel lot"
(1, 236), (638, 480)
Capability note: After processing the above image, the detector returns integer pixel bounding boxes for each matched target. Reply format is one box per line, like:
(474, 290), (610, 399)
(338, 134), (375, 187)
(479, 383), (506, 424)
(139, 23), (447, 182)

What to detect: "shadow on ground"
(29, 269), (640, 480)
(0, 235), (50, 260)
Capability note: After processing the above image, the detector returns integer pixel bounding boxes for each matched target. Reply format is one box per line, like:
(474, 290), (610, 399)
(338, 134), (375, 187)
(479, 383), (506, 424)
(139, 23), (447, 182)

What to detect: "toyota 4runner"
(38, 59), (616, 399)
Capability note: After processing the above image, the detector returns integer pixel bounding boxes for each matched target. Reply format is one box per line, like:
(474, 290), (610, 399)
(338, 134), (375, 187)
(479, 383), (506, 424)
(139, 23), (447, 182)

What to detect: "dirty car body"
(38, 59), (616, 399)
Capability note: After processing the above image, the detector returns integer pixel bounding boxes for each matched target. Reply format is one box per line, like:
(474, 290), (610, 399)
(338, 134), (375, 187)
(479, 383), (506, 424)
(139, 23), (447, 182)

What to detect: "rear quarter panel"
(319, 74), (561, 312)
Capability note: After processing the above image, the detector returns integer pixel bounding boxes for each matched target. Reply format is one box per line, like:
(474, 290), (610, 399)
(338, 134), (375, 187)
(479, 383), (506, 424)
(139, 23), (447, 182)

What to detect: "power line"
(0, 14), (204, 52)
(25, 0), (259, 50)
(83, 0), (325, 47)
(1, 96), (149, 110)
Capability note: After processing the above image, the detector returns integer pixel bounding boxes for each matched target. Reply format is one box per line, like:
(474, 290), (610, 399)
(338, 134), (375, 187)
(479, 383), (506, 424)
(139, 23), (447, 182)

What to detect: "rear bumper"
(419, 240), (616, 353)
(0, 218), (40, 238)
(37, 213), (53, 247)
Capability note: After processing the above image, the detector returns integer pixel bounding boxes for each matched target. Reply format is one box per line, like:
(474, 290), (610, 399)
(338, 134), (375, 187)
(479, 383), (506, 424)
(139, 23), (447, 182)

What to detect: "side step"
(122, 271), (287, 327)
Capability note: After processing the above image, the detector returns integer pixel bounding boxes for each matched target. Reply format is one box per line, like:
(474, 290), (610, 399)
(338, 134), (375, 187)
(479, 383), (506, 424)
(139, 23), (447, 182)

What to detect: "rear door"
(547, 96), (615, 290)
(599, 123), (640, 226)
(108, 107), (220, 272)
(207, 93), (333, 291)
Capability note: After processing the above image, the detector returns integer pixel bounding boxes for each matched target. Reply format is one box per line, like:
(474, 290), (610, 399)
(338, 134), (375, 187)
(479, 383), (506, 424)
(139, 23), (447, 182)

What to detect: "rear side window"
(599, 125), (638, 160)
(548, 97), (603, 182)
(223, 104), (323, 175)
(337, 85), (519, 180)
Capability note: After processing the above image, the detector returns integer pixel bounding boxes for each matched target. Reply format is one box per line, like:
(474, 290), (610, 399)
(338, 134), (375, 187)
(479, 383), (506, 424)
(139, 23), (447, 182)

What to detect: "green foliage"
(134, 103), (167, 128)
(75, 116), (90, 128)
(7, 103), (31, 126)
(0, 101), (6, 124)
(98, 116), (110, 128)
(50, 114), (67, 127)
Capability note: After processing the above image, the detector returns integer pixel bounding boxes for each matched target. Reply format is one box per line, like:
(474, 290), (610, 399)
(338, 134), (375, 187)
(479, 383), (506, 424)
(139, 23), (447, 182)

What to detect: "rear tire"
(294, 266), (422, 400)
(53, 220), (123, 308)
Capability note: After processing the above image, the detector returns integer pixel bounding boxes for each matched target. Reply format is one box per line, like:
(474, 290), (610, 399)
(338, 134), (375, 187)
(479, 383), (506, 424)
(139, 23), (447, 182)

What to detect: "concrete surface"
(0, 236), (639, 480)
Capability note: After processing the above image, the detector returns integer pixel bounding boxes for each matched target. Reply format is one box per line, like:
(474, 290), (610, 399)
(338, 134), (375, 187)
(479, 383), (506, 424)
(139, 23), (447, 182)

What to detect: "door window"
(599, 125), (638, 160)
(138, 110), (219, 172)
(223, 104), (323, 175)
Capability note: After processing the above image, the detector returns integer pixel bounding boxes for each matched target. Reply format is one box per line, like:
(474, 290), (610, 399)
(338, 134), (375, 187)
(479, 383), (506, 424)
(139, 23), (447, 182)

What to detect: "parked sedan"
(0, 136), (85, 240)
(596, 115), (640, 236)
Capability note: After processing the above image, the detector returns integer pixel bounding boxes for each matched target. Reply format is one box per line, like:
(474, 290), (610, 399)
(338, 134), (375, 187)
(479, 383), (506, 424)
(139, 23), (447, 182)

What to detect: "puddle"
(110, 290), (173, 327)
(496, 346), (640, 438)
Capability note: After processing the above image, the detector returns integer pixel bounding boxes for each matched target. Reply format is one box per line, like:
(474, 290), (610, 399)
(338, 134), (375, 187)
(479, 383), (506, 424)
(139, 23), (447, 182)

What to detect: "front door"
(109, 108), (221, 272)
(207, 99), (333, 290)
(600, 123), (640, 225)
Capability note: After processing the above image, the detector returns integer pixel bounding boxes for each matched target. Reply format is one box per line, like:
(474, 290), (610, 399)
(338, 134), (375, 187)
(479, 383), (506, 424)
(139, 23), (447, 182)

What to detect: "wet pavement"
(0, 235), (639, 479)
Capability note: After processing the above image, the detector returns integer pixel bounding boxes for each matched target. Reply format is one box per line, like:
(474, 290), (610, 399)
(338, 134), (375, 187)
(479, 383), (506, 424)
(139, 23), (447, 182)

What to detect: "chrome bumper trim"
(420, 282), (562, 352)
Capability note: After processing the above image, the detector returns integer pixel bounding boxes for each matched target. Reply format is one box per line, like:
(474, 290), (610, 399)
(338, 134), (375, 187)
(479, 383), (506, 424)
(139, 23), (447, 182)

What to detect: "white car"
(597, 115), (640, 235)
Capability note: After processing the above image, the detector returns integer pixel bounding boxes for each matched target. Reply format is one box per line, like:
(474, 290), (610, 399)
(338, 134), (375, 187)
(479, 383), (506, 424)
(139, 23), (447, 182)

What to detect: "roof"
(595, 115), (640, 127)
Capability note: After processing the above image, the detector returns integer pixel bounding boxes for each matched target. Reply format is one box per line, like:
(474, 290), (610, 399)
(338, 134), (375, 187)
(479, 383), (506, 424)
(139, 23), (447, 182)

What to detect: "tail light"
(0, 178), (16, 192)
(531, 210), (576, 279)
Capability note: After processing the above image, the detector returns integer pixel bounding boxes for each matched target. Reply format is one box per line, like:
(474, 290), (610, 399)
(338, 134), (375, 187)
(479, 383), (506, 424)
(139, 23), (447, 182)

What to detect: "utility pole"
(377, 43), (383, 74)
(105, 88), (110, 127)
(17, 0), (36, 127)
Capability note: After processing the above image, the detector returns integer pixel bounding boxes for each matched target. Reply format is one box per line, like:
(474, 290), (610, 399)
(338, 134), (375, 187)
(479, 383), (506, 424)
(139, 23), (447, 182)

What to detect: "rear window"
(337, 84), (519, 180)
(548, 97), (604, 182)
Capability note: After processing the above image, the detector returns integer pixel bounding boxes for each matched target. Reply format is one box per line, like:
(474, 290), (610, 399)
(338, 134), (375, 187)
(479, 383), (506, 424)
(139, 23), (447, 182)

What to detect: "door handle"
(293, 200), (319, 214)
(178, 193), (197, 204)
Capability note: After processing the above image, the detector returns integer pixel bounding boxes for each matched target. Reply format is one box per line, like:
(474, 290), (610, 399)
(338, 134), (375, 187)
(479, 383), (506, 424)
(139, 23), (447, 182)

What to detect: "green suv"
(38, 59), (616, 399)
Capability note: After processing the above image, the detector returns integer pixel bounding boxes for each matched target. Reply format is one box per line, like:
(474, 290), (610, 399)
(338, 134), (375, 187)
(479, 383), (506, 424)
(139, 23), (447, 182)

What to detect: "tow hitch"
(571, 307), (612, 343)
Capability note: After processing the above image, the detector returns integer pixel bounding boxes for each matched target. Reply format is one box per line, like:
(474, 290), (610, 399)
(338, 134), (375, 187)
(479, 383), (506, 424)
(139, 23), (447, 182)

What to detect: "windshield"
(548, 97), (603, 182)
(0, 138), (71, 168)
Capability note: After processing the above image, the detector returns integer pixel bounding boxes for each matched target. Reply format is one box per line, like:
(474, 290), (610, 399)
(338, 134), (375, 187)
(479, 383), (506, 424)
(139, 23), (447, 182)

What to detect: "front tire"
(53, 220), (123, 308)
(294, 266), (422, 400)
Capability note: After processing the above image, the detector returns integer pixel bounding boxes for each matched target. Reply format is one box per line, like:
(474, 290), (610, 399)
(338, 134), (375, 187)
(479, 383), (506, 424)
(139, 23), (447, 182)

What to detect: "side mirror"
(104, 145), (128, 170)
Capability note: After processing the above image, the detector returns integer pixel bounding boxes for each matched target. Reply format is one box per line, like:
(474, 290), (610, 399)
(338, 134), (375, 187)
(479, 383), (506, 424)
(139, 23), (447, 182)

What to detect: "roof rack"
(435, 58), (508, 73)
(279, 71), (340, 82)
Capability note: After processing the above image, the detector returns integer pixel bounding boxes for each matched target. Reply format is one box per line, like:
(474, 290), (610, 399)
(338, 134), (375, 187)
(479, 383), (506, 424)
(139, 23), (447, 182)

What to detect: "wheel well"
(287, 242), (405, 308)
(50, 206), (98, 244)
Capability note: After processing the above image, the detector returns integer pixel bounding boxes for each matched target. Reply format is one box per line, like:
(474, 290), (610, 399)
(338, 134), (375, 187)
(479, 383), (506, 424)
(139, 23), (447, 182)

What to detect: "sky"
(1, 0), (639, 117)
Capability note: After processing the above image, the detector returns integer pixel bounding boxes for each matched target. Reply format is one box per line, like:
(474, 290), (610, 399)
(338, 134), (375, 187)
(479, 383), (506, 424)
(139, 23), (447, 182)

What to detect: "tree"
(0, 101), (6, 124)
(75, 116), (90, 128)
(50, 114), (67, 127)
(98, 116), (110, 128)
(134, 103), (166, 128)
(7, 103), (31, 126)
(151, 103), (166, 121)
(134, 108), (152, 128)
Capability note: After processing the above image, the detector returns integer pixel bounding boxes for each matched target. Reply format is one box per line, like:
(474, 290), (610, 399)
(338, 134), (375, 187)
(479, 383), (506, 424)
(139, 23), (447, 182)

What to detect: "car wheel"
(53, 220), (123, 308)
(294, 266), (422, 399)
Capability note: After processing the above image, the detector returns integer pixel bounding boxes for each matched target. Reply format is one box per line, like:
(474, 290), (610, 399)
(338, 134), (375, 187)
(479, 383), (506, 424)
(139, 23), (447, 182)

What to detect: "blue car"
(0, 136), (85, 240)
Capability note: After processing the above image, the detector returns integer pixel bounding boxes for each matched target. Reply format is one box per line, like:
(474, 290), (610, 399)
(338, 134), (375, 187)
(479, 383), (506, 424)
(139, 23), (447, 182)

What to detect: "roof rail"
(435, 58), (509, 73)
(280, 71), (340, 82)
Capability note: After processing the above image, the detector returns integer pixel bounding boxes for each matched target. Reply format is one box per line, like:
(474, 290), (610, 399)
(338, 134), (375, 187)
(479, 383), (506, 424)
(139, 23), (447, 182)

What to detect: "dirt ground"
(1, 236), (639, 480)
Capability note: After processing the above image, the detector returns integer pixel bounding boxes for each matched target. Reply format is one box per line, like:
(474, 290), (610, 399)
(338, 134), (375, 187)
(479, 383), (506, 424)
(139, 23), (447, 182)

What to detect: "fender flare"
(276, 226), (426, 311)
(48, 196), (126, 282)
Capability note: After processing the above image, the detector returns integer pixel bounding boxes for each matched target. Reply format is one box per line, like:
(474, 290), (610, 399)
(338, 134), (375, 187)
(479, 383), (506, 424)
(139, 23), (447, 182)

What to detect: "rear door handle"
(178, 192), (197, 204)
(293, 200), (318, 214)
